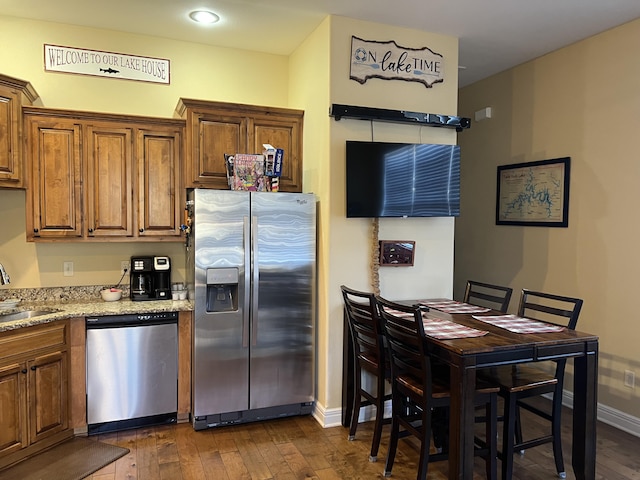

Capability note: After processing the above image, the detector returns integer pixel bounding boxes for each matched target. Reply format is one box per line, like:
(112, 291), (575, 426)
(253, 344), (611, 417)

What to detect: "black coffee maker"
(130, 256), (171, 301)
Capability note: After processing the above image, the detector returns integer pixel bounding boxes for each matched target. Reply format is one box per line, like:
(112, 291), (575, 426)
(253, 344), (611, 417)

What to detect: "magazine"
(230, 153), (267, 191)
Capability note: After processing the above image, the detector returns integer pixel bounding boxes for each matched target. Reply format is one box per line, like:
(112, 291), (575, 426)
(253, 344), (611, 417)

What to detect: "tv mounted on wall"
(345, 141), (460, 218)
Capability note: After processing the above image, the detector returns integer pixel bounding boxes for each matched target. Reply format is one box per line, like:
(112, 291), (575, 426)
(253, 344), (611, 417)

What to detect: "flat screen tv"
(346, 141), (460, 218)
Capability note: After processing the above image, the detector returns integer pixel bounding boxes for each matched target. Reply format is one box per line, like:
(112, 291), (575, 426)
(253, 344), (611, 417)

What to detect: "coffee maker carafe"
(130, 256), (171, 301)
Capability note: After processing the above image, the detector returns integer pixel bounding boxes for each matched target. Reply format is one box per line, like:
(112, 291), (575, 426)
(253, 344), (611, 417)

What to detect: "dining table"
(341, 299), (599, 480)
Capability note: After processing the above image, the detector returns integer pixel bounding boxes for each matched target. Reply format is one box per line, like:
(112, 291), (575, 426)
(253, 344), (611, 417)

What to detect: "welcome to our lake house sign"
(350, 36), (444, 88)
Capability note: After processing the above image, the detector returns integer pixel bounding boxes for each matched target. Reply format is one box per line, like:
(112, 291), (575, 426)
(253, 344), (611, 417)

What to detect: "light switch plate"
(63, 261), (74, 277)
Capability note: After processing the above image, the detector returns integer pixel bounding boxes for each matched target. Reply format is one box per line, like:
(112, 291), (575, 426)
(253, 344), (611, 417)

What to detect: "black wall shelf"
(329, 103), (470, 132)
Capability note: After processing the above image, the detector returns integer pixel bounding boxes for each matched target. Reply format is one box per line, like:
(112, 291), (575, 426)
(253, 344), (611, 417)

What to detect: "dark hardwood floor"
(87, 402), (640, 479)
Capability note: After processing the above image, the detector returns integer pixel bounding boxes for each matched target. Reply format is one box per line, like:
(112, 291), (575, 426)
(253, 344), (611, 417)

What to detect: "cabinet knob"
(139, 228), (144, 233)
(21, 369), (27, 374)
(33, 228), (39, 233)
(88, 228), (94, 233)
(30, 366), (36, 371)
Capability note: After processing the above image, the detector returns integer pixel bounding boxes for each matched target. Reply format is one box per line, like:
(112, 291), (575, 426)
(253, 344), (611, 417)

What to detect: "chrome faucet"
(0, 262), (9, 285)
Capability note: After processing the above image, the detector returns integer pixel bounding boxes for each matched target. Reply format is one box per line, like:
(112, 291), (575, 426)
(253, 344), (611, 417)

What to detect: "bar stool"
(341, 285), (392, 462)
(479, 289), (583, 479)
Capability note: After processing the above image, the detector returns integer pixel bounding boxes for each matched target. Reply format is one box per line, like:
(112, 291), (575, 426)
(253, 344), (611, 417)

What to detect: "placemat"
(383, 308), (489, 339)
(422, 317), (489, 339)
(418, 299), (491, 314)
(471, 314), (566, 333)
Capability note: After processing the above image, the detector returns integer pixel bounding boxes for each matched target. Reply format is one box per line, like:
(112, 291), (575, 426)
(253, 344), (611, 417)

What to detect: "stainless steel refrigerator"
(187, 188), (316, 430)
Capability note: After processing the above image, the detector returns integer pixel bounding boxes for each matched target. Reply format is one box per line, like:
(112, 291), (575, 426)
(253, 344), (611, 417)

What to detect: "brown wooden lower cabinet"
(0, 320), (72, 470)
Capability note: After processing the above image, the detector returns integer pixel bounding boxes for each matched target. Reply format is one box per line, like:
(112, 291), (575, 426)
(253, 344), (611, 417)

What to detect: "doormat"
(0, 437), (129, 480)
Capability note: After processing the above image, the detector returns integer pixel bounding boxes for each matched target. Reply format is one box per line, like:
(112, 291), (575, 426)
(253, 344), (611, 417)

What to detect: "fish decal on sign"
(99, 68), (120, 74)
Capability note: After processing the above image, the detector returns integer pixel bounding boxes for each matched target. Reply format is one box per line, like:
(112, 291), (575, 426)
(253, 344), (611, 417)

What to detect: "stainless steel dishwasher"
(86, 311), (178, 435)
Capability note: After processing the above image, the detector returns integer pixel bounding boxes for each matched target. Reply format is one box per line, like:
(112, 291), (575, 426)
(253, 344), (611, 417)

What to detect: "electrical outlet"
(121, 261), (130, 275)
(624, 370), (635, 388)
(63, 261), (74, 277)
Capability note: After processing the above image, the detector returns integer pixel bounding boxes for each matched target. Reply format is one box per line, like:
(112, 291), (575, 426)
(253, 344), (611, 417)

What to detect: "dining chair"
(340, 285), (392, 462)
(463, 280), (513, 313)
(375, 296), (499, 480)
(479, 289), (583, 480)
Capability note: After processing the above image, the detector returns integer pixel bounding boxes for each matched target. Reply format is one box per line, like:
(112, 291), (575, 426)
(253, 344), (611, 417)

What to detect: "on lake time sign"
(44, 44), (170, 84)
(350, 36), (444, 88)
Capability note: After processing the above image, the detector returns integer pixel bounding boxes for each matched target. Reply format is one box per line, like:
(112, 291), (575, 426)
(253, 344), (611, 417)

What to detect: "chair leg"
(369, 378), (388, 462)
(416, 403), (432, 480)
(485, 395), (497, 480)
(431, 406), (449, 454)
(501, 394), (517, 480)
(383, 397), (401, 477)
(514, 405), (524, 455)
(550, 392), (566, 478)
(348, 368), (362, 441)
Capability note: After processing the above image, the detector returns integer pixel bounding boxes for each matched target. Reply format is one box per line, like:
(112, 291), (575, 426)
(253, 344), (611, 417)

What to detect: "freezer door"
(192, 189), (250, 417)
(250, 192), (316, 409)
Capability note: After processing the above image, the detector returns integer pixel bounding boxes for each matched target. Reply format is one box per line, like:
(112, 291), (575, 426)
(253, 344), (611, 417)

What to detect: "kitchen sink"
(0, 309), (58, 323)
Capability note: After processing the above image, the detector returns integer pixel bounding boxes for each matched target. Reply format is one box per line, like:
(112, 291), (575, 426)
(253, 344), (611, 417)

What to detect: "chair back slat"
(518, 289), (583, 330)
(464, 280), (513, 313)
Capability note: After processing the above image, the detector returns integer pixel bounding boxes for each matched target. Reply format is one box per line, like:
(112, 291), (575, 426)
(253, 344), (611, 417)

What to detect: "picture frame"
(496, 157), (570, 227)
(379, 240), (415, 266)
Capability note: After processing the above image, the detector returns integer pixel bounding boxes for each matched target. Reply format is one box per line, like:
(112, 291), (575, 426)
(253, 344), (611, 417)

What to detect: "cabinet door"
(86, 125), (133, 237)
(186, 112), (247, 188)
(0, 88), (21, 187)
(137, 127), (183, 237)
(28, 351), (68, 445)
(0, 362), (27, 458)
(250, 112), (303, 193)
(26, 117), (83, 240)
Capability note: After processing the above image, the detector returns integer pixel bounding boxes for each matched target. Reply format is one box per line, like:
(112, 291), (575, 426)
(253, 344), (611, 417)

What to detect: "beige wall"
(456, 18), (640, 418)
(288, 17), (332, 416)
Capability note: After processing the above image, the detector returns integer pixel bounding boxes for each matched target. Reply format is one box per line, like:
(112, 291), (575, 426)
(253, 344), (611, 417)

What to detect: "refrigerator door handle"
(251, 215), (259, 346)
(242, 215), (251, 348)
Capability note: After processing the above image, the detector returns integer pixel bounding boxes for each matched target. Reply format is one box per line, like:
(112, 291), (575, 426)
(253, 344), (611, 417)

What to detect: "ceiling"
(2, 0), (640, 87)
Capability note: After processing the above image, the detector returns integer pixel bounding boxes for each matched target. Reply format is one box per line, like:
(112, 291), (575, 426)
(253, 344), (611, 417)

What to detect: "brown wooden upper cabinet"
(175, 99), (304, 192)
(23, 107), (185, 242)
(0, 74), (39, 189)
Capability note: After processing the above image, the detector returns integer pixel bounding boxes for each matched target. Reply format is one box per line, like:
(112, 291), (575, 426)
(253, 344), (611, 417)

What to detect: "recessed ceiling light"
(189, 10), (220, 24)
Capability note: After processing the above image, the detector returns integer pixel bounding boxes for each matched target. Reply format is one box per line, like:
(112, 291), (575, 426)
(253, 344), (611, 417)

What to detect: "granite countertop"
(0, 285), (193, 332)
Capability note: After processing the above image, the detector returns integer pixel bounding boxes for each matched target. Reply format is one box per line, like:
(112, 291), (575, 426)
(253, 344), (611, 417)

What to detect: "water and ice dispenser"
(206, 268), (238, 312)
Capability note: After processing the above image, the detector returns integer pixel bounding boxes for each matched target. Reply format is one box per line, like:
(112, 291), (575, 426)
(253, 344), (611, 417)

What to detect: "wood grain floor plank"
(156, 424), (180, 465)
(232, 424), (275, 480)
(220, 450), (252, 480)
(114, 428), (138, 479)
(173, 423), (207, 480)
(135, 426), (160, 479)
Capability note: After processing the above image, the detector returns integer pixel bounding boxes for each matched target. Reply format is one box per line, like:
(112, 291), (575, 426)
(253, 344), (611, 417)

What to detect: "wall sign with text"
(44, 44), (170, 84)
(350, 36), (444, 88)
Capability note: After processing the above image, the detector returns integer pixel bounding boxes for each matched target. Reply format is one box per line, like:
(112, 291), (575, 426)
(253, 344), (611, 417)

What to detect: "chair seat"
(397, 374), (451, 399)
(479, 365), (557, 393)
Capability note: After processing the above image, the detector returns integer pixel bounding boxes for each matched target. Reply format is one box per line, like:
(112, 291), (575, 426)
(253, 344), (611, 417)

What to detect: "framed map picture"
(496, 157), (570, 227)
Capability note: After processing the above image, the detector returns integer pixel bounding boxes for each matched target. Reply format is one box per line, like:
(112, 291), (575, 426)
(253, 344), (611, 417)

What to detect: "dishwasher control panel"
(86, 311), (178, 326)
